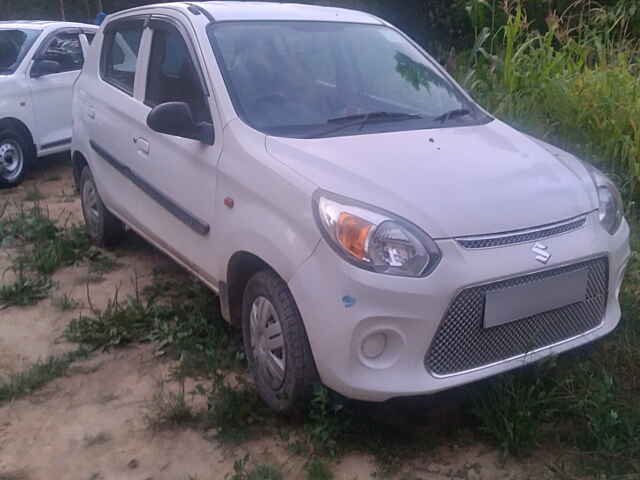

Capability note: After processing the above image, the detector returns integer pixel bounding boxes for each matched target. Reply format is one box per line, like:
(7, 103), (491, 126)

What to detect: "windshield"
(208, 21), (489, 138)
(0, 28), (41, 74)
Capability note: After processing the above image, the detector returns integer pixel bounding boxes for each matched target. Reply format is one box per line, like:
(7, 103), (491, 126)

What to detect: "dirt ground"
(0, 155), (560, 480)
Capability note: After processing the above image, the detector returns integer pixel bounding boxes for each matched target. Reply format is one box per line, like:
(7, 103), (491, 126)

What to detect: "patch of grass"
(305, 387), (349, 457)
(88, 252), (119, 275)
(305, 459), (334, 480)
(0, 349), (89, 405)
(204, 374), (271, 444)
(51, 293), (82, 311)
(227, 456), (283, 480)
(0, 266), (52, 309)
(0, 203), (57, 244)
(472, 368), (558, 456)
(16, 224), (91, 275)
(144, 380), (199, 431)
(23, 187), (45, 202)
(66, 276), (241, 372)
(64, 288), (155, 350)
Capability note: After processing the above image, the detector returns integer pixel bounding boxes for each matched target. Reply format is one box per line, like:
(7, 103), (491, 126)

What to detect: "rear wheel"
(0, 127), (34, 188)
(242, 269), (319, 414)
(80, 166), (125, 247)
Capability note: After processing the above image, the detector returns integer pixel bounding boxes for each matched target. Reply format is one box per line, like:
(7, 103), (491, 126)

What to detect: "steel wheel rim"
(0, 140), (24, 182)
(250, 296), (286, 390)
(82, 178), (101, 233)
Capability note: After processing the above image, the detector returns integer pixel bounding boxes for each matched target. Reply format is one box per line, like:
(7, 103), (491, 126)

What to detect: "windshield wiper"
(433, 108), (472, 123)
(307, 111), (422, 138)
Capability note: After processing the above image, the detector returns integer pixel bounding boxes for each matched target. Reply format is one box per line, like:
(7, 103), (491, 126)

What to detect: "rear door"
(126, 16), (221, 279)
(80, 18), (148, 222)
(28, 28), (90, 152)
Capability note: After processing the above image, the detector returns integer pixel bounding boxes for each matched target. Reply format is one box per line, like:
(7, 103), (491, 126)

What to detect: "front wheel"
(242, 270), (319, 414)
(80, 166), (125, 247)
(0, 127), (35, 188)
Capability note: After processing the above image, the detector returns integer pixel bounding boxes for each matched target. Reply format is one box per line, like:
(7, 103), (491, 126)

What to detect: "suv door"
(28, 28), (89, 151)
(80, 18), (147, 222)
(127, 17), (221, 279)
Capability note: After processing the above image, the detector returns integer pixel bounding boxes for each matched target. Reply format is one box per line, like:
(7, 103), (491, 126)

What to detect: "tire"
(0, 126), (35, 188)
(79, 166), (125, 247)
(242, 269), (319, 414)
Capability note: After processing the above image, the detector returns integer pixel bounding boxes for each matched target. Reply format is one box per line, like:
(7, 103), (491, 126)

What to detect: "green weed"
(204, 374), (270, 444)
(51, 293), (82, 311)
(15, 224), (91, 275)
(0, 203), (57, 244)
(88, 252), (119, 275)
(227, 455), (283, 480)
(145, 380), (199, 431)
(0, 266), (52, 309)
(0, 349), (89, 405)
(472, 369), (559, 456)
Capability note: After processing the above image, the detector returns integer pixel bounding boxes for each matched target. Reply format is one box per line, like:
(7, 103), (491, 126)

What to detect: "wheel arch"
(0, 117), (36, 154)
(71, 150), (89, 193)
(222, 251), (280, 326)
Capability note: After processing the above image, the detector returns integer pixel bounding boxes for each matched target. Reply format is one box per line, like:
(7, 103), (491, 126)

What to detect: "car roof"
(0, 20), (97, 31)
(116, 1), (381, 24)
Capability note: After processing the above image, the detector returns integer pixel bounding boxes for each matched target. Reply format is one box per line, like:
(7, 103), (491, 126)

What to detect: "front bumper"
(288, 213), (631, 402)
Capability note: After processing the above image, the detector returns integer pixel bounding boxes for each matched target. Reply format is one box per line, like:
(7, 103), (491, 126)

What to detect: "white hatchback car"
(72, 2), (631, 412)
(0, 21), (96, 186)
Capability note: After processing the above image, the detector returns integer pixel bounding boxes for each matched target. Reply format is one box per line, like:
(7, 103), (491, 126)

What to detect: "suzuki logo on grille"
(532, 243), (551, 264)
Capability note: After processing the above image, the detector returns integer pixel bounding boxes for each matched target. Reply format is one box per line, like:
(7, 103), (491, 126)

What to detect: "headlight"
(313, 191), (441, 277)
(585, 163), (623, 235)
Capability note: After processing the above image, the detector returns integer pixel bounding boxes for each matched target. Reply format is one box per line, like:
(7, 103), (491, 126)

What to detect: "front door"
(29, 29), (87, 151)
(126, 18), (222, 281)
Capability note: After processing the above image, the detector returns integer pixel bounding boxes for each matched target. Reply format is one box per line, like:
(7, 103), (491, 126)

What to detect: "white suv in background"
(72, 2), (630, 413)
(0, 21), (96, 187)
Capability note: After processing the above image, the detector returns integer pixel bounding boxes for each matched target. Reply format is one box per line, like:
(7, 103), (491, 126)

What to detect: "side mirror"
(31, 59), (62, 78)
(147, 102), (214, 145)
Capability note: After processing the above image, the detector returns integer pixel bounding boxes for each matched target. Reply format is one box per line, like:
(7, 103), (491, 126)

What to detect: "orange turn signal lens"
(336, 212), (373, 260)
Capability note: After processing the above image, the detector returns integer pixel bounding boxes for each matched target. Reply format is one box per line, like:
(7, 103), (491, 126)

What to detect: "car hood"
(266, 120), (597, 238)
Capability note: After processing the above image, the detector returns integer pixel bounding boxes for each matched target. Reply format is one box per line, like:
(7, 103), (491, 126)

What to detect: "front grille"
(425, 257), (608, 376)
(456, 216), (586, 249)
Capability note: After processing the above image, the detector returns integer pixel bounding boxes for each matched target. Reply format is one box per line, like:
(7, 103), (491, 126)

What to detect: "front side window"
(40, 31), (84, 72)
(208, 22), (490, 138)
(101, 21), (143, 95)
(145, 23), (211, 123)
(0, 28), (41, 74)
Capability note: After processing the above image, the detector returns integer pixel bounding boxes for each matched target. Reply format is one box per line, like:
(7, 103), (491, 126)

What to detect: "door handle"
(133, 136), (150, 154)
(87, 108), (95, 120)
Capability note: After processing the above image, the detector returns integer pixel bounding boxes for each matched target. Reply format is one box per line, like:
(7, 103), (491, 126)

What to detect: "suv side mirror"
(147, 102), (214, 145)
(31, 59), (62, 78)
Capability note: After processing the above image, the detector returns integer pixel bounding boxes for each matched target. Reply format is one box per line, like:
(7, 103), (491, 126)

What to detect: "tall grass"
(459, 0), (640, 200)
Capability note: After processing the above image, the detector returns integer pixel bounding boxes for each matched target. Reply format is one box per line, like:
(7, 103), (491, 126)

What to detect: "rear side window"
(101, 21), (143, 95)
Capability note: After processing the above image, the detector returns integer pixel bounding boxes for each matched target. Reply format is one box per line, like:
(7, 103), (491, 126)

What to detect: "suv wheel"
(242, 270), (319, 413)
(0, 127), (34, 188)
(80, 166), (125, 247)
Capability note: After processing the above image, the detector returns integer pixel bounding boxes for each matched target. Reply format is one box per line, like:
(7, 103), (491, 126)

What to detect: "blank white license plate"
(484, 268), (589, 329)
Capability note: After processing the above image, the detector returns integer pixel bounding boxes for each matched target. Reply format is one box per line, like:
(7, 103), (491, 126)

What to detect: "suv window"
(101, 21), (143, 95)
(0, 28), (41, 74)
(145, 23), (211, 123)
(40, 31), (84, 72)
